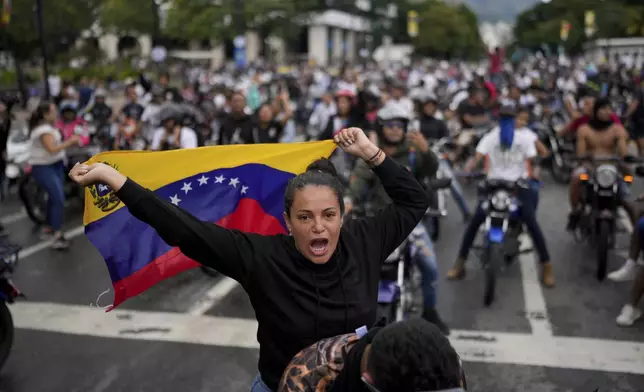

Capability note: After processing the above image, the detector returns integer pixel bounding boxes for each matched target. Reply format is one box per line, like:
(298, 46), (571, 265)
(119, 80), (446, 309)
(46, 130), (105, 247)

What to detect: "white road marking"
(16, 225), (85, 259)
(0, 209), (27, 226)
(518, 235), (553, 337)
(618, 208), (633, 234)
(10, 301), (644, 375)
(12, 301), (259, 350)
(0, 200), (74, 227)
(187, 276), (240, 315)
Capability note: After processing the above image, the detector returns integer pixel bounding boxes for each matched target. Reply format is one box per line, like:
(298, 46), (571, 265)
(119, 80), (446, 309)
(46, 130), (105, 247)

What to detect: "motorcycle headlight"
(491, 190), (511, 211)
(595, 165), (618, 188)
(5, 164), (20, 179)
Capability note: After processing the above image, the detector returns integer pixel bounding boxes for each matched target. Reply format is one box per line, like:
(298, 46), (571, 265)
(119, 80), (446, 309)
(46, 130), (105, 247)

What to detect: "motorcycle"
(536, 114), (574, 184)
(465, 173), (531, 306)
(425, 137), (458, 241)
(572, 156), (642, 280)
(83, 112), (113, 151)
(0, 235), (23, 371)
(349, 204), (423, 323)
(3, 123), (30, 193)
(19, 126), (100, 225)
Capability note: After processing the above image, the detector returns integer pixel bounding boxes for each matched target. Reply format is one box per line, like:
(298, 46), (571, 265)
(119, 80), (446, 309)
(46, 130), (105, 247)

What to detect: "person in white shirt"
(446, 103), (555, 287)
(307, 92), (336, 140)
(28, 101), (82, 250)
(387, 81), (414, 118)
(150, 113), (198, 151)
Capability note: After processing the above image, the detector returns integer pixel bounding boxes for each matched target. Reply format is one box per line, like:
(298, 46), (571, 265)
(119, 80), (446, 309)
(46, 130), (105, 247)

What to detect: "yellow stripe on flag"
(83, 141), (337, 226)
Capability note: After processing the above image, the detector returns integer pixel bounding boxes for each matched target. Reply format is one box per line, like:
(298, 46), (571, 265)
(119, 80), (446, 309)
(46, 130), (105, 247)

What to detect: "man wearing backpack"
(279, 318), (466, 392)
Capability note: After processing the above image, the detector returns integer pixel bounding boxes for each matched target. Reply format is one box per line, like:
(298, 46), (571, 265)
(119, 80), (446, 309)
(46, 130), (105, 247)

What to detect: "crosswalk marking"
(518, 236), (553, 337)
(187, 276), (240, 316)
(10, 301), (644, 375)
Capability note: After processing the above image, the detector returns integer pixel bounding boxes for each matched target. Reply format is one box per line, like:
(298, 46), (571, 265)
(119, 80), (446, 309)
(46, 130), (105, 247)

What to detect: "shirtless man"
(567, 98), (633, 230)
(557, 94), (621, 138)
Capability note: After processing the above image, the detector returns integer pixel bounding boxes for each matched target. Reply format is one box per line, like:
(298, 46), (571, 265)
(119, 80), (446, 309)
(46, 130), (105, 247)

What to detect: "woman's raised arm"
(334, 128), (431, 263)
(70, 163), (258, 285)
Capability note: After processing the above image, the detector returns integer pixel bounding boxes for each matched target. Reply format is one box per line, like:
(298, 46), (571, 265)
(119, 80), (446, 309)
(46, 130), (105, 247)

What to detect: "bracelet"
(367, 149), (383, 167)
(368, 149), (382, 163)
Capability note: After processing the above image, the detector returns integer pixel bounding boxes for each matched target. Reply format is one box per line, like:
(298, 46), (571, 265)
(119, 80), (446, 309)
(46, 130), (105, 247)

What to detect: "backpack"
(278, 332), (360, 392)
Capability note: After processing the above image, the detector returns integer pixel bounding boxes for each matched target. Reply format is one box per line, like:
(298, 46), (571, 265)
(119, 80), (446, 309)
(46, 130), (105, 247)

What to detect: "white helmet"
(377, 101), (411, 122)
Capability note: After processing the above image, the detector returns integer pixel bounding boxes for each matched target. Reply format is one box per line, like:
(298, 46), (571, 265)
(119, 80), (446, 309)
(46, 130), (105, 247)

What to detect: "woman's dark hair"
(368, 319), (462, 392)
(284, 158), (344, 217)
(28, 101), (53, 135)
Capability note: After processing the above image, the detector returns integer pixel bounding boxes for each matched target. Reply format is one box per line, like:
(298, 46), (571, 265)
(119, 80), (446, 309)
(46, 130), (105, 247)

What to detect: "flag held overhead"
(83, 141), (337, 310)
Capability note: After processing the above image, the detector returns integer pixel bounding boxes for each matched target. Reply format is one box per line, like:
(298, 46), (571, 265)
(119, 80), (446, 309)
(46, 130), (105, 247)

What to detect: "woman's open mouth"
(309, 239), (329, 256)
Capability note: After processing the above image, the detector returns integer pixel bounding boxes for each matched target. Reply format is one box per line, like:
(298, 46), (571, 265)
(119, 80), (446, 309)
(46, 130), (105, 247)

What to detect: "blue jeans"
(31, 160), (66, 231)
(439, 159), (471, 219)
(458, 186), (551, 263)
(410, 224), (438, 308)
(250, 374), (272, 392)
(523, 179), (541, 211)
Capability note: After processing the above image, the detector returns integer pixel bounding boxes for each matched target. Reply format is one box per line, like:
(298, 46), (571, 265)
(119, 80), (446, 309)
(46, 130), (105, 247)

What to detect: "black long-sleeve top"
(114, 156), (430, 391)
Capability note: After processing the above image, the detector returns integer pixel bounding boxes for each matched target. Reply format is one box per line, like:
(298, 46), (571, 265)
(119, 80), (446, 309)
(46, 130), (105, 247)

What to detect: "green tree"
(413, 0), (483, 59)
(0, 0), (100, 102)
(514, 0), (636, 53)
(100, 0), (164, 36)
(0, 0), (100, 60)
(163, 0), (226, 41)
(164, 0), (317, 42)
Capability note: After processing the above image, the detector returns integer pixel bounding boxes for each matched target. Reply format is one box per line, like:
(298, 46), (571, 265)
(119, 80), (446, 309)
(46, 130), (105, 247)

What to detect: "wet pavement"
(0, 172), (643, 392)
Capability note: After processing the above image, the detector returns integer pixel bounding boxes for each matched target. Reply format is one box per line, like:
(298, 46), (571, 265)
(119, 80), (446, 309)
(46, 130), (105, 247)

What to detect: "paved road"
(0, 170), (643, 392)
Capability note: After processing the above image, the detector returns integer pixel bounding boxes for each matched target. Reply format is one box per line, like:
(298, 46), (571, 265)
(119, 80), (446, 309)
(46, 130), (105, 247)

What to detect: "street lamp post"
(35, 0), (50, 100)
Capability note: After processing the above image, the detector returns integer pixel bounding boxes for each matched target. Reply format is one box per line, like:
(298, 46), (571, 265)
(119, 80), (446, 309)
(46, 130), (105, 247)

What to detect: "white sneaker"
(616, 305), (642, 327)
(607, 260), (637, 282)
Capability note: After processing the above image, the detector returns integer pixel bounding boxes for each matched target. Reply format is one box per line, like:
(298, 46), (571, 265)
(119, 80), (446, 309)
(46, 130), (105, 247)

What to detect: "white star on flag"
(198, 175), (209, 186)
(241, 185), (248, 195)
(181, 182), (192, 194)
(98, 184), (109, 192)
(169, 194), (181, 205)
(229, 178), (239, 187)
(215, 175), (225, 184)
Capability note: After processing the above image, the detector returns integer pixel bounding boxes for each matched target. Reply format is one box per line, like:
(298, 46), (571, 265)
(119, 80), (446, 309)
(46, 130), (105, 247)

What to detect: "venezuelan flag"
(83, 141), (337, 309)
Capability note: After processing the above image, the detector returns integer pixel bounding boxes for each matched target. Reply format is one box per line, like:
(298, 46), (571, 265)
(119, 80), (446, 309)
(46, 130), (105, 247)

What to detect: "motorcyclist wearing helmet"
(346, 101), (449, 334)
(88, 89), (113, 125)
(56, 102), (90, 146)
(150, 111), (198, 151)
(447, 102), (555, 288)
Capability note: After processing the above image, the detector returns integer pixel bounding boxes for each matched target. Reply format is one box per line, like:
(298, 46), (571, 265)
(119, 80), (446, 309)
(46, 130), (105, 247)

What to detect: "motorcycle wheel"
(200, 266), (220, 278)
(18, 176), (47, 226)
(483, 243), (504, 307)
(0, 301), (14, 371)
(596, 220), (612, 281)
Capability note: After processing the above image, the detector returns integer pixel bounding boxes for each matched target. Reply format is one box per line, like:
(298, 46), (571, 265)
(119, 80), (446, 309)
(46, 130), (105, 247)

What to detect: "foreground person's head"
(362, 319), (465, 392)
(284, 158), (344, 264)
